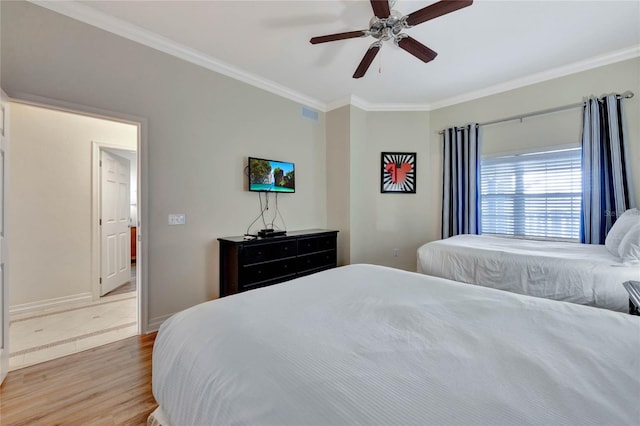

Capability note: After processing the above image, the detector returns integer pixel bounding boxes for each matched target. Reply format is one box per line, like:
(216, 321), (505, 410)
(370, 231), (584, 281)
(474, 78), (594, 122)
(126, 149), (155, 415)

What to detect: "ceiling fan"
(310, 0), (473, 78)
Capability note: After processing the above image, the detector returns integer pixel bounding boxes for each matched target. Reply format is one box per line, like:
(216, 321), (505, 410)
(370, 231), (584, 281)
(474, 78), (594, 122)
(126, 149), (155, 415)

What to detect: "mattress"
(417, 234), (638, 312)
(152, 264), (640, 426)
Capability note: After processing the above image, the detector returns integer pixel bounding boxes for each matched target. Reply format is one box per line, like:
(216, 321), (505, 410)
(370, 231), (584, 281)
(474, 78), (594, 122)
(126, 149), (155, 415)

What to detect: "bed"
(150, 264), (640, 426)
(417, 234), (639, 312)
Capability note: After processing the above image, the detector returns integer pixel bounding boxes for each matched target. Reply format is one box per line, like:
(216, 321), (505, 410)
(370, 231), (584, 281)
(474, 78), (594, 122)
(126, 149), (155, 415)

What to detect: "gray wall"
(326, 106), (351, 266)
(349, 108), (433, 271)
(1, 1), (327, 327)
(325, 106), (435, 272)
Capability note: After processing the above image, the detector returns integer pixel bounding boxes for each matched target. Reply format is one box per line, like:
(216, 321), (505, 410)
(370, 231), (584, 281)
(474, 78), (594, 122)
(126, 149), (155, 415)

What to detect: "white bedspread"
(153, 264), (640, 426)
(417, 234), (639, 312)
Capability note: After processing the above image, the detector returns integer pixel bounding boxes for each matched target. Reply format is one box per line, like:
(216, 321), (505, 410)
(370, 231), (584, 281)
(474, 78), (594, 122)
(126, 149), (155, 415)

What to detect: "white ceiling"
(37, 0), (640, 111)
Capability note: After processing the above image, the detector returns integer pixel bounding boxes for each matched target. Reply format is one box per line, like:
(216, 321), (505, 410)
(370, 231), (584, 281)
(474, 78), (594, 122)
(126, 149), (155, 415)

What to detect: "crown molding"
(325, 97), (352, 112)
(326, 45), (639, 112)
(28, 1), (640, 114)
(29, 0), (327, 112)
(361, 102), (431, 112)
(344, 45), (640, 112)
(427, 45), (640, 111)
(349, 96), (373, 112)
(328, 96), (430, 112)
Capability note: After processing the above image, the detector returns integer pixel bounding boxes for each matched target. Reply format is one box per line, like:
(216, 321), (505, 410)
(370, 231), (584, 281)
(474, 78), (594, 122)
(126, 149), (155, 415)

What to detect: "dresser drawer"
(297, 250), (337, 273)
(242, 258), (297, 285)
(239, 276), (290, 293)
(298, 235), (336, 255)
(219, 230), (338, 297)
(243, 240), (297, 264)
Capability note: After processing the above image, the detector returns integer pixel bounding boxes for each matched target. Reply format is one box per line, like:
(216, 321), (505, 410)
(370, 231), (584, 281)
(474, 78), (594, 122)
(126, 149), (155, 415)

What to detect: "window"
(480, 147), (581, 241)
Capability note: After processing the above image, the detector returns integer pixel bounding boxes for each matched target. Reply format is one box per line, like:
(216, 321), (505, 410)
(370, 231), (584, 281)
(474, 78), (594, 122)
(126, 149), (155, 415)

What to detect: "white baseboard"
(9, 292), (93, 316)
(147, 313), (174, 332)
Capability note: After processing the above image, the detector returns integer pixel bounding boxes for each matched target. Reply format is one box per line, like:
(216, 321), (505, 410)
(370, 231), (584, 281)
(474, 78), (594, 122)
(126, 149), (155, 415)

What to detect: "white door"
(1, 91), (10, 384)
(100, 150), (131, 296)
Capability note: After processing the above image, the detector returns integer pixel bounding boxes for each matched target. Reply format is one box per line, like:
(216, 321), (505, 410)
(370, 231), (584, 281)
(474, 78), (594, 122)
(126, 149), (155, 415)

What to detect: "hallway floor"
(9, 274), (137, 371)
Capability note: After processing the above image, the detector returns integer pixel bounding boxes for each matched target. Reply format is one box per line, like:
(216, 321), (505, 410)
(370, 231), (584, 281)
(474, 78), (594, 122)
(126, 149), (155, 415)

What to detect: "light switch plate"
(168, 213), (186, 225)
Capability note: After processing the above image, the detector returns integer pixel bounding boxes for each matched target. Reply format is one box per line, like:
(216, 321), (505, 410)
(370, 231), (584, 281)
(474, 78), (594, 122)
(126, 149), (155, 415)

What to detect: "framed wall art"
(381, 152), (416, 194)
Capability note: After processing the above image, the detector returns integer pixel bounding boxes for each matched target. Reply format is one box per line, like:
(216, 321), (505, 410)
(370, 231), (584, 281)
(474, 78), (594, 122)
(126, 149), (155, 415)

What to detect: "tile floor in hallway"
(9, 293), (137, 371)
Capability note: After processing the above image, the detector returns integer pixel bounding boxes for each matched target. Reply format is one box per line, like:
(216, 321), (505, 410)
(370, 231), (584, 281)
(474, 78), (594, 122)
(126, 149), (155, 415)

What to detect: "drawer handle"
(284, 247), (288, 251)
(257, 251), (262, 256)
(307, 259), (311, 264)
(284, 264), (288, 269)
(257, 270), (262, 274)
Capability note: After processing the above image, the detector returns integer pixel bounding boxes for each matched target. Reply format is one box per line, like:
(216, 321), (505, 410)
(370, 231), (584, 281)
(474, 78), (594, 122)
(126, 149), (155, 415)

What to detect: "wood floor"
(0, 332), (158, 425)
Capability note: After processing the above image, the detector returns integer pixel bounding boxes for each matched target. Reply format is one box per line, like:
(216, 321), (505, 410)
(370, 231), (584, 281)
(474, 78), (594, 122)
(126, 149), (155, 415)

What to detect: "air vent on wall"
(302, 106), (319, 122)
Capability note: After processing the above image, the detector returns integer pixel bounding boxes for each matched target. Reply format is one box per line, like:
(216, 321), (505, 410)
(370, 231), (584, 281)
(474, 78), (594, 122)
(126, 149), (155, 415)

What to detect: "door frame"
(1, 90), (10, 384)
(11, 94), (149, 334)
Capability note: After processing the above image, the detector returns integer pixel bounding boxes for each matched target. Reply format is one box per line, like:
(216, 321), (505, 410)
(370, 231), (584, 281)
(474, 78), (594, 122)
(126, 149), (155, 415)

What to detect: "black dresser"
(218, 229), (338, 297)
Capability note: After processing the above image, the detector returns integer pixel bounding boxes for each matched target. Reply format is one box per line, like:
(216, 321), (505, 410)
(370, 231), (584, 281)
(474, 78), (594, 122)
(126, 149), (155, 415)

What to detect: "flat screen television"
(248, 157), (295, 193)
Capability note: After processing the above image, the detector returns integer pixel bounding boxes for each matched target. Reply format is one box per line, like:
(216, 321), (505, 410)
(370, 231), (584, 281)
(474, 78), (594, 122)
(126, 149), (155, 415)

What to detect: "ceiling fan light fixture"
(310, 0), (473, 78)
(389, 9), (404, 22)
(369, 9), (406, 38)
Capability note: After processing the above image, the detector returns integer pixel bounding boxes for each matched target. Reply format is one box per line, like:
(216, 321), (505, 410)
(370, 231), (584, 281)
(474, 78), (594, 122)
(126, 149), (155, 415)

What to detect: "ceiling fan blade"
(370, 0), (391, 18)
(353, 44), (381, 79)
(397, 36), (438, 63)
(405, 0), (473, 27)
(310, 30), (368, 44)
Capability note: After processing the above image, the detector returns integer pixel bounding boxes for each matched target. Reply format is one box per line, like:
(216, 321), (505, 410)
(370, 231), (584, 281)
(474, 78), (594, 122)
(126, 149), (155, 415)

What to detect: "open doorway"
(7, 101), (142, 370)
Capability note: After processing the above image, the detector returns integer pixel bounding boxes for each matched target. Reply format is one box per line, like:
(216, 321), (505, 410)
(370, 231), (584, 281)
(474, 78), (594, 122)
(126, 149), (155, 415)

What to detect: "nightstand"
(622, 280), (640, 316)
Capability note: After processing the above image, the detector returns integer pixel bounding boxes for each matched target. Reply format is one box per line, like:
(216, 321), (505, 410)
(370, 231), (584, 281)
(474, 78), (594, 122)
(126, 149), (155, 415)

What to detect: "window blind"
(480, 148), (582, 241)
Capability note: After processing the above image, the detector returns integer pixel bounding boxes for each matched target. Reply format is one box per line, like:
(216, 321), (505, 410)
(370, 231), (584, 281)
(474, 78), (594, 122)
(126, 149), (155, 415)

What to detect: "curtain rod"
(438, 91), (634, 135)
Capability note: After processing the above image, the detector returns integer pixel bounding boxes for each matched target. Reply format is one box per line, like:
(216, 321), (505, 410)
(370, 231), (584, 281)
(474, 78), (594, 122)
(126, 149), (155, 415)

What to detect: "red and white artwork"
(381, 152), (416, 193)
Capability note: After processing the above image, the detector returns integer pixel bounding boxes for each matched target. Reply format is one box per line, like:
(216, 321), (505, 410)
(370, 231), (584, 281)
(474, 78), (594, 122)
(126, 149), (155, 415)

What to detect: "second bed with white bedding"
(417, 234), (638, 312)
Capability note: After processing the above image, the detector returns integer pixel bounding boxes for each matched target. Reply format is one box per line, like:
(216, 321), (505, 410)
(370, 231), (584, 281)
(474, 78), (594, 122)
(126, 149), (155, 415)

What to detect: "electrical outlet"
(168, 214), (186, 225)
(393, 248), (399, 257)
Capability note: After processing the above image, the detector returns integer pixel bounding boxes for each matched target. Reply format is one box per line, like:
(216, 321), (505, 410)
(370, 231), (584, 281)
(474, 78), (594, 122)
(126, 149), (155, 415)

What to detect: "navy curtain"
(442, 124), (480, 238)
(581, 95), (636, 244)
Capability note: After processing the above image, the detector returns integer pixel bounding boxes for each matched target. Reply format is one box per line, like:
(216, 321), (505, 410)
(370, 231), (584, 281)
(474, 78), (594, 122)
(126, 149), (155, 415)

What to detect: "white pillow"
(618, 223), (640, 264)
(605, 208), (640, 257)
